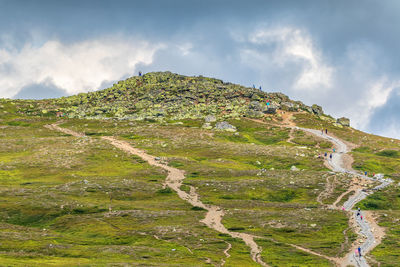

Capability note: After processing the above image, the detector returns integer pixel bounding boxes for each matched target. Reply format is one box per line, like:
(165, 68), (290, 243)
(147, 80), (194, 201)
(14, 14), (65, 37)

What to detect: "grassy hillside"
(1, 72), (400, 266)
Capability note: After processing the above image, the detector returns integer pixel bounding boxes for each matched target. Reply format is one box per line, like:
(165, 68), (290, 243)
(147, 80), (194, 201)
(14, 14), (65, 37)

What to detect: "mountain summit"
(15, 71), (349, 127)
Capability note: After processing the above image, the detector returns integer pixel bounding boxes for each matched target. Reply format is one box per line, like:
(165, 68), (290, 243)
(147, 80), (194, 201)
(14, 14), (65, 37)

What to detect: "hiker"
(364, 171), (368, 176)
(324, 152), (328, 157)
(357, 211), (360, 216)
(361, 215), (363, 220)
(259, 86), (262, 90)
(325, 129), (328, 134)
(333, 148), (335, 153)
(358, 246), (362, 257)
(329, 154), (333, 159)
(342, 206), (345, 211)
(358, 207), (361, 212)
(138, 71), (142, 76)
(321, 129), (324, 135)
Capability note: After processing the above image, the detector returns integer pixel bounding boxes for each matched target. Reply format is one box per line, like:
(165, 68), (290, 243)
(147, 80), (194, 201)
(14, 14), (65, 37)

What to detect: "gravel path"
(300, 127), (393, 267)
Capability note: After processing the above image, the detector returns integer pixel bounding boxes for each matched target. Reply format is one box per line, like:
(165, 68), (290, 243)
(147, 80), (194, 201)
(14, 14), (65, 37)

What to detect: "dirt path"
(46, 123), (268, 267)
(102, 136), (268, 266)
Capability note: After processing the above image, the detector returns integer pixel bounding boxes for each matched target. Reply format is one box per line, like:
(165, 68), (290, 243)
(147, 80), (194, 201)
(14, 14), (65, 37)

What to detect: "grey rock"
(215, 121), (237, 132)
(204, 115), (217, 122)
(337, 117), (350, 127)
(245, 110), (264, 118)
(311, 104), (323, 115)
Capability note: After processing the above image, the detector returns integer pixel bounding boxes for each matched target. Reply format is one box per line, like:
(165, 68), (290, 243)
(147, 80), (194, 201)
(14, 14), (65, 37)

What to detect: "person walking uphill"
(358, 246), (362, 257)
(325, 129), (328, 134)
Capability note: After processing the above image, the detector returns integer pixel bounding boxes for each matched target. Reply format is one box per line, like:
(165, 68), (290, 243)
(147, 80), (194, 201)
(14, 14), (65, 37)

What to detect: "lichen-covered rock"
(311, 104), (323, 115)
(337, 117), (350, 127)
(281, 102), (297, 111)
(264, 107), (277, 114)
(214, 121), (237, 132)
(205, 115), (216, 122)
(245, 110), (264, 118)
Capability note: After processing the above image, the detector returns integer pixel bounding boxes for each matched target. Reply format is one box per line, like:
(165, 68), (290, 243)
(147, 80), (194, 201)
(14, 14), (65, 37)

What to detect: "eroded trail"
(47, 123), (268, 266)
(300, 127), (392, 267)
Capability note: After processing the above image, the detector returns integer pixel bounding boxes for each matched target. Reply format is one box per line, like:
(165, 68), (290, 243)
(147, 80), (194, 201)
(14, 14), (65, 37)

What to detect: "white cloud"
(349, 78), (399, 129)
(0, 36), (164, 98)
(243, 26), (333, 91)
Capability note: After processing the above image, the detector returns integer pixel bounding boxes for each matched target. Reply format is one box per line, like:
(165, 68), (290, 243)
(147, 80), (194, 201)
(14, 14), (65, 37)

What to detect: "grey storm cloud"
(14, 82), (67, 100)
(1, 0), (400, 138)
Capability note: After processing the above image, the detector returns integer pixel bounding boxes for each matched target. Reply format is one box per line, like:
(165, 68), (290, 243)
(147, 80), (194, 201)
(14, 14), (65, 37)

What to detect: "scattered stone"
(310, 223), (317, 227)
(290, 166), (300, 171)
(214, 121), (237, 132)
(204, 115), (216, 123)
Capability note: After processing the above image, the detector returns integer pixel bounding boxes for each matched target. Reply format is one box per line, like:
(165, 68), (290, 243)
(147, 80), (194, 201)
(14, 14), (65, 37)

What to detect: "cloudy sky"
(0, 0), (399, 138)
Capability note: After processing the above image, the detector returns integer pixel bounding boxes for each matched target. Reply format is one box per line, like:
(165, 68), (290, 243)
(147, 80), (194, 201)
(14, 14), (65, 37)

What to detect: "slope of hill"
(10, 72), (331, 122)
(0, 72), (399, 266)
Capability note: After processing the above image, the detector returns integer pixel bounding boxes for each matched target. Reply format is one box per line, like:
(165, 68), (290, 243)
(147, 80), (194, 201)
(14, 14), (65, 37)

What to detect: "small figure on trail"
(364, 171), (368, 176)
(333, 148), (335, 153)
(357, 211), (360, 216)
(358, 207), (361, 212)
(324, 152), (328, 157)
(321, 129), (324, 135)
(361, 215), (363, 220)
(138, 71), (142, 76)
(259, 86), (262, 90)
(342, 206), (345, 211)
(329, 154), (333, 159)
(358, 246), (362, 257)
(325, 129), (328, 134)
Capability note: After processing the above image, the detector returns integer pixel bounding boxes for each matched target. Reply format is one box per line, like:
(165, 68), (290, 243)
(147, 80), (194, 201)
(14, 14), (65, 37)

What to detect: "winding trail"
(46, 120), (393, 267)
(300, 127), (393, 267)
(46, 123), (268, 267)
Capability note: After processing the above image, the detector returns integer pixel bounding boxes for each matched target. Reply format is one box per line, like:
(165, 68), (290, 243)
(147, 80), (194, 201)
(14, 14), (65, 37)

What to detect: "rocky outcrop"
(24, 72), (329, 121)
(337, 117), (350, 127)
(311, 104), (323, 116)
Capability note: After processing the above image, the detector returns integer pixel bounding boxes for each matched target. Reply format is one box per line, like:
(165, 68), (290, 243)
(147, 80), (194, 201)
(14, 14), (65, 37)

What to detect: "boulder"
(281, 102), (297, 111)
(204, 115), (216, 123)
(264, 107), (277, 114)
(245, 110), (264, 118)
(215, 121), (237, 132)
(311, 104), (323, 115)
(249, 101), (263, 111)
(337, 117), (350, 127)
